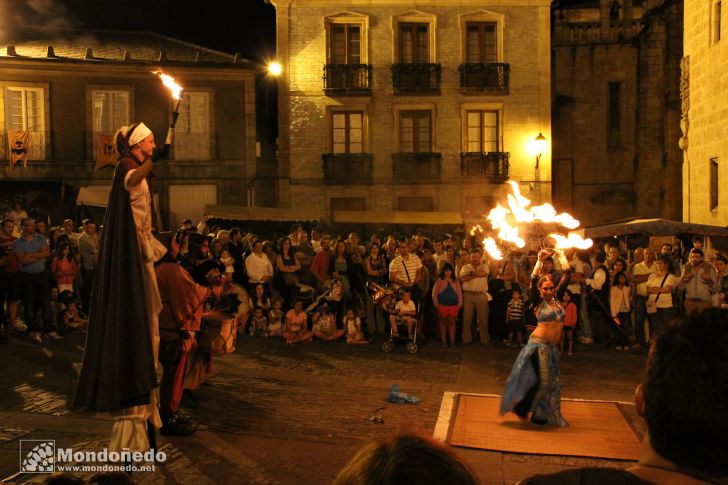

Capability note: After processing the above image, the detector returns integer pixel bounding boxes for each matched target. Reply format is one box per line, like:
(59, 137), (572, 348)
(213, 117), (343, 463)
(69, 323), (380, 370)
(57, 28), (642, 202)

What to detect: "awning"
(204, 204), (322, 222)
(583, 218), (728, 238)
(76, 185), (111, 207)
(333, 210), (463, 225)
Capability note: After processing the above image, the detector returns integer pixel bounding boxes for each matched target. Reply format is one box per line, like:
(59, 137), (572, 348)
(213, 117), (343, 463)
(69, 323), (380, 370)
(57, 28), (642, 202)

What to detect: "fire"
(469, 224), (483, 236)
(486, 204), (526, 248)
(548, 233), (594, 250)
(483, 237), (503, 261)
(504, 181), (580, 229)
(153, 70), (183, 100)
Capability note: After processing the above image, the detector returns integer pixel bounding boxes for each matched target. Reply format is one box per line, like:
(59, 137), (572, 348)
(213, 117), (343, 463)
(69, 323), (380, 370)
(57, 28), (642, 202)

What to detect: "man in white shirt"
(632, 248), (656, 347)
(389, 239), (423, 296)
(245, 240), (274, 296)
(460, 249), (490, 345)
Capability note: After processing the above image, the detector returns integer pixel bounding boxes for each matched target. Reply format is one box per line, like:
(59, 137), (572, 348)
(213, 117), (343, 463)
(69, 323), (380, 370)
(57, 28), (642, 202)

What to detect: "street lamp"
(267, 61), (283, 77)
(533, 132), (547, 169)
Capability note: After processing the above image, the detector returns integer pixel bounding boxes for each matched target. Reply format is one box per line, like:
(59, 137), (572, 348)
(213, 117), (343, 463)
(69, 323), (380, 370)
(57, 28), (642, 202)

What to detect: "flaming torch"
(153, 70), (184, 145)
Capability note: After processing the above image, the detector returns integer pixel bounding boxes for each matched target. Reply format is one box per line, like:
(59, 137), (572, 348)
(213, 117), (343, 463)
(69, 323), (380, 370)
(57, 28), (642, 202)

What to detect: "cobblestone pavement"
(0, 331), (647, 484)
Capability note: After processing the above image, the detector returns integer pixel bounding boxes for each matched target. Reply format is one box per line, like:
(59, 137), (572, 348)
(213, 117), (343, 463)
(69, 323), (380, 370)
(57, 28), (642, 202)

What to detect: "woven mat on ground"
(446, 394), (642, 461)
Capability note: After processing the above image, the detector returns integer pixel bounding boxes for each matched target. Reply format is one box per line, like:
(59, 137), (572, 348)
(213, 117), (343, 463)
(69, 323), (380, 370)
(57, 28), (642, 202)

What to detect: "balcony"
(391, 63), (441, 94)
(458, 63), (510, 93)
(1, 130), (46, 161)
(460, 152), (510, 179)
(392, 152), (441, 181)
(323, 64), (372, 95)
(322, 153), (373, 184)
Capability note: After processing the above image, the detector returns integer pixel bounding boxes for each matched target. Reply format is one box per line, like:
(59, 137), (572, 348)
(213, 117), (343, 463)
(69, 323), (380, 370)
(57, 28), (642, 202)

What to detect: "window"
(607, 82), (622, 147)
(711, 158), (719, 211)
(466, 23), (497, 63)
(174, 92), (210, 161)
(399, 110), (431, 152)
(398, 196), (433, 211)
(3, 86), (45, 159)
(330, 24), (361, 64)
(92, 90), (129, 134)
(332, 111), (363, 154)
(466, 110), (499, 152)
(399, 23), (429, 63)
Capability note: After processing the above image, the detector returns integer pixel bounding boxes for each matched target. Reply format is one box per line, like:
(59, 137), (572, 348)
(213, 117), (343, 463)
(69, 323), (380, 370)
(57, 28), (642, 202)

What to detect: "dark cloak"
(74, 157), (157, 412)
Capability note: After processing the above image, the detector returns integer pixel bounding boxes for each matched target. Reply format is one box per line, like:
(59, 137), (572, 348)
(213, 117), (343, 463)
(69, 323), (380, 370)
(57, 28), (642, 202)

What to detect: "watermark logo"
(20, 440), (55, 473)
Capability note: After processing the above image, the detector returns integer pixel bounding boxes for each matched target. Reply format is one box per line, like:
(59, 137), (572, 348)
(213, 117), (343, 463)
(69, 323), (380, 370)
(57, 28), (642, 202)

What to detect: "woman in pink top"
(282, 299), (313, 344)
(609, 272), (631, 350)
(560, 289), (578, 355)
(51, 241), (78, 294)
(431, 262), (463, 349)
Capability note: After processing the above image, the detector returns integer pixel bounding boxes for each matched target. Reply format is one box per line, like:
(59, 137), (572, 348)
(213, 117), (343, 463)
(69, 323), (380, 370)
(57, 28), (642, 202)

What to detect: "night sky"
(1, 0), (276, 63)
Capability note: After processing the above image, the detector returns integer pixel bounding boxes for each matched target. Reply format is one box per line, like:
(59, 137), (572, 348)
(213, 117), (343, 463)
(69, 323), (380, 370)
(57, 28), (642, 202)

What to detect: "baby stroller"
(367, 281), (420, 354)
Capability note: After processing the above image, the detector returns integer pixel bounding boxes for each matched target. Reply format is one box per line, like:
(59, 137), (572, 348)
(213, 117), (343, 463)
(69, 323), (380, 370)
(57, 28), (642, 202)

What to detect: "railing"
(391, 63), (441, 94)
(553, 20), (643, 45)
(392, 152), (441, 181)
(459, 63), (510, 93)
(174, 133), (211, 161)
(460, 152), (510, 179)
(1, 130), (46, 161)
(323, 64), (372, 95)
(322, 153), (373, 183)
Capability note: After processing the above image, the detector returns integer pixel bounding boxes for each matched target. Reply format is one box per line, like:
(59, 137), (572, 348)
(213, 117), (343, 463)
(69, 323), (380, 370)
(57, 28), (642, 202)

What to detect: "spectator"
(455, 249), (470, 283)
(389, 239), (423, 302)
(680, 248), (716, 314)
(267, 297), (284, 337)
(0, 218), (25, 332)
(631, 247), (656, 348)
(432, 262), (462, 348)
(333, 433), (479, 485)
(293, 231), (316, 287)
(459, 249), (490, 345)
(713, 255), (728, 307)
(276, 237), (302, 305)
(331, 240), (354, 302)
(181, 218), (194, 231)
(51, 242), (78, 294)
(609, 272), (631, 350)
(660, 242), (680, 275)
(78, 219), (98, 313)
(312, 303), (343, 342)
(36, 219), (48, 238)
(196, 213), (212, 236)
(344, 307), (368, 344)
(7, 200), (28, 234)
(576, 251), (594, 344)
(13, 218), (59, 342)
(506, 288), (525, 348)
(289, 223), (303, 247)
(62, 219), (80, 254)
(560, 289), (577, 355)
(220, 248), (235, 280)
(389, 289), (416, 339)
(245, 240), (273, 298)
(249, 307), (269, 337)
(282, 299), (313, 344)
(364, 242), (388, 338)
(646, 255), (680, 338)
(586, 252), (610, 344)
(249, 283), (271, 311)
(523, 308), (728, 484)
(215, 229), (230, 247)
(227, 227), (246, 285)
(311, 234), (332, 289)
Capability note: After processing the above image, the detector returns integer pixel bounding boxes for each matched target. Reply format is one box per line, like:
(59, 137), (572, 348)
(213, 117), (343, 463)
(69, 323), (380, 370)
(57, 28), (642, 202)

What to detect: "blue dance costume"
(500, 300), (569, 427)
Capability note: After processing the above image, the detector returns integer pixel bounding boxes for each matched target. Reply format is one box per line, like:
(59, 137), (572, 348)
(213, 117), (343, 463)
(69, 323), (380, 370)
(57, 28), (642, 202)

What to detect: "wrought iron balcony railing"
(392, 152), (442, 181)
(323, 64), (372, 95)
(458, 63), (510, 93)
(391, 63), (441, 94)
(322, 153), (373, 183)
(460, 152), (510, 179)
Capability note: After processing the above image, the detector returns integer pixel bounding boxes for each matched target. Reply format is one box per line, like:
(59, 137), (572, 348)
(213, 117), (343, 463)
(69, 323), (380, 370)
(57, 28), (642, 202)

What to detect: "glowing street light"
(533, 132), (547, 169)
(267, 62), (283, 76)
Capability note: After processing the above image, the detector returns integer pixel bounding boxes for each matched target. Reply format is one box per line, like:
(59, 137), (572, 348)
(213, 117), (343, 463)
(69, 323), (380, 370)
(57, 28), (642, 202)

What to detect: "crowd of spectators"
(2, 200), (727, 353)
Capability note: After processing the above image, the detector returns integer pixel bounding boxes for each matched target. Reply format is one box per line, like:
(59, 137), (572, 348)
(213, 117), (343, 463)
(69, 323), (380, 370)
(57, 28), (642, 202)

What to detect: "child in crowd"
(249, 307), (269, 337)
(344, 307), (369, 345)
(267, 297), (285, 337)
(561, 289), (578, 355)
(313, 303), (343, 342)
(282, 299), (313, 344)
(389, 290), (417, 339)
(50, 287), (62, 330)
(58, 293), (87, 335)
(505, 289), (525, 347)
(249, 283), (271, 311)
(220, 249), (235, 280)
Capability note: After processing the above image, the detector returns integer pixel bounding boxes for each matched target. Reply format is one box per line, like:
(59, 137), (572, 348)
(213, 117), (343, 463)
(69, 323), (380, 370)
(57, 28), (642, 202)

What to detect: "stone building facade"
(682, 0), (727, 224)
(270, 0), (552, 224)
(0, 28), (257, 229)
(552, 0), (683, 226)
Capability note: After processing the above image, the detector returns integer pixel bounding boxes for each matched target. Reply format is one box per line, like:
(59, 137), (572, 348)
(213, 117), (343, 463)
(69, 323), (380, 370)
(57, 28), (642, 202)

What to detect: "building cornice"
(274, 0), (550, 7)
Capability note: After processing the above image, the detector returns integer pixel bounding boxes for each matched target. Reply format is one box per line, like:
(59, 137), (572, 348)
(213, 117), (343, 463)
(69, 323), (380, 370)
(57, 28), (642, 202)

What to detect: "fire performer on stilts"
(75, 72), (183, 452)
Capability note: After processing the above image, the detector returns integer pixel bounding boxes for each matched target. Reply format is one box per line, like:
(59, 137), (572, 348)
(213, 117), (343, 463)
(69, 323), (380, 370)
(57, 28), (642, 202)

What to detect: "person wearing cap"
(75, 122), (171, 453)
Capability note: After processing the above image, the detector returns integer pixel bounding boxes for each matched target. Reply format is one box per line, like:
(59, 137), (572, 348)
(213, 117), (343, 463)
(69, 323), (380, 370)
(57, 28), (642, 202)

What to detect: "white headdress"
(127, 122), (152, 146)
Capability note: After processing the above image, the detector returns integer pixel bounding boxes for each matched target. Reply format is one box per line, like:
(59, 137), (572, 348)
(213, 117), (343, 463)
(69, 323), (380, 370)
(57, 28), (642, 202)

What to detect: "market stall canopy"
(204, 204), (322, 222)
(582, 218), (728, 238)
(333, 210), (463, 225)
(76, 185), (111, 207)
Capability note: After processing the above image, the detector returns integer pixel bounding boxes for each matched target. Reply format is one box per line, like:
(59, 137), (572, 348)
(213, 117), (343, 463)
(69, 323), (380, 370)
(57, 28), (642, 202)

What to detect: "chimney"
(85, 48), (94, 59)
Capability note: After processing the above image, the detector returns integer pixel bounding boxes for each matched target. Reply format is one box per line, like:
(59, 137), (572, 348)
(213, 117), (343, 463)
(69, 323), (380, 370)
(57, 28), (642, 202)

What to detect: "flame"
(153, 70), (183, 99)
(486, 204), (526, 248)
(548, 233), (594, 250)
(505, 181), (580, 229)
(470, 224), (483, 236)
(483, 237), (503, 261)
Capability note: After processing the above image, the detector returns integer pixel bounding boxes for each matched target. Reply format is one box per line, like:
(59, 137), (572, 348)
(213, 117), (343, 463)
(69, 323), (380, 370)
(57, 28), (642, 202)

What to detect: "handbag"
(646, 273), (670, 314)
